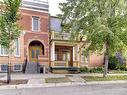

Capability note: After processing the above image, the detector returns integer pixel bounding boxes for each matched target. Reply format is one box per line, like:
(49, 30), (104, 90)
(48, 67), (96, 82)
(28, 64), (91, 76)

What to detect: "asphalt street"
(0, 83), (127, 95)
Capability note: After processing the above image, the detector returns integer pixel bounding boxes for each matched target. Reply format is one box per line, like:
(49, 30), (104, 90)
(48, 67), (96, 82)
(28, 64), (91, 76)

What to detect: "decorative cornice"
(21, 0), (49, 13)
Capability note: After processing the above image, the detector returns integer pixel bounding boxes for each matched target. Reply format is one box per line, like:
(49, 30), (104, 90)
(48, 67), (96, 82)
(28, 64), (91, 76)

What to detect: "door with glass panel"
(29, 46), (42, 62)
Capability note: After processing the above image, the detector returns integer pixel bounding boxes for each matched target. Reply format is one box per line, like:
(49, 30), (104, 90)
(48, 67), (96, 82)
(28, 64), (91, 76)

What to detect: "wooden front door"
(29, 46), (42, 62)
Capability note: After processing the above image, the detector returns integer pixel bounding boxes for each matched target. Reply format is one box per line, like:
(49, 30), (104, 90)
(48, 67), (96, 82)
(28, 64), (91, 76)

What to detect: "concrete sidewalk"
(0, 73), (127, 90)
(1, 73), (127, 80)
(0, 80), (127, 90)
(0, 73), (86, 89)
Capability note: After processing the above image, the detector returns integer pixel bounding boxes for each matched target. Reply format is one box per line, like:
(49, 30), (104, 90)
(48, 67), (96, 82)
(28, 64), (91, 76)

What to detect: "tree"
(0, 0), (21, 83)
(59, 0), (127, 77)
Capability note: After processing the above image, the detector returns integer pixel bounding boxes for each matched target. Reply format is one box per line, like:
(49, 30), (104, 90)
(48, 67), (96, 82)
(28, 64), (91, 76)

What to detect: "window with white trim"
(14, 39), (20, 56)
(1, 64), (8, 72)
(13, 64), (22, 71)
(32, 16), (40, 31)
(0, 46), (8, 56)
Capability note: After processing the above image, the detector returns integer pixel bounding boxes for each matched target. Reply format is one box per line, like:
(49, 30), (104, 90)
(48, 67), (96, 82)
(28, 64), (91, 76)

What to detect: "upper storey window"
(32, 16), (40, 32)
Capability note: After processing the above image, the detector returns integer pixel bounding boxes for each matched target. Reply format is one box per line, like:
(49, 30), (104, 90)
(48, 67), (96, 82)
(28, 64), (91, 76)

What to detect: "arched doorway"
(29, 40), (44, 62)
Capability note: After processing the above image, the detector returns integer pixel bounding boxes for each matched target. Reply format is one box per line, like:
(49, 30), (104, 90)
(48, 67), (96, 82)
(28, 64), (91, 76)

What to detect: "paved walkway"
(1, 73), (127, 80)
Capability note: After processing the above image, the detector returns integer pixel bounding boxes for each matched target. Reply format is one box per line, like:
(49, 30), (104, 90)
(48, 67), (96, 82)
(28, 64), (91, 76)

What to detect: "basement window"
(1, 64), (8, 72)
(13, 64), (22, 71)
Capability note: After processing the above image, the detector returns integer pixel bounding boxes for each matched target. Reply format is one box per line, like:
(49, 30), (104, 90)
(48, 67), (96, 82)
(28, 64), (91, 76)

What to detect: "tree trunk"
(7, 50), (11, 84)
(103, 54), (108, 78)
(103, 41), (109, 78)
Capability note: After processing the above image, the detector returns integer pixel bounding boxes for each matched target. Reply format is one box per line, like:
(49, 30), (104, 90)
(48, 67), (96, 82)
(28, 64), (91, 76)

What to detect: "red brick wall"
(89, 54), (104, 67)
(19, 9), (49, 31)
(0, 7), (49, 70)
(19, 9), (49, 66)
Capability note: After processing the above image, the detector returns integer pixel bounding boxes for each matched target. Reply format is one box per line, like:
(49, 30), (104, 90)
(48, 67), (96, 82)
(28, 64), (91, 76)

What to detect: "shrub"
(79, 67), (88, 73)
(80, 67), (103, 73)
(89, 68), (96, 73)
(95, 67), (103, 72)
(118, 64), (126, 71)
(108, 56), (126, 70)
(89, 67), (103, 73)
(108, 56), (119, 70)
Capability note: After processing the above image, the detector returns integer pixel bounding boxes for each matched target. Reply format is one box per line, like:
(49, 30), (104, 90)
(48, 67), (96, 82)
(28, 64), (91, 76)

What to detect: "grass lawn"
(82, 75), (127, 82)
(109, 70), (127, 74)
(45, 77), (71, 83)
(0, 80), (28, 85)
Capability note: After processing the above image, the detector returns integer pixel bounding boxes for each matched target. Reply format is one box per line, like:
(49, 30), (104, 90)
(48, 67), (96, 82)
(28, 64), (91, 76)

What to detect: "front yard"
(45, 77), (71, 83)
(82, 75), (127, 82)
(108, 70), (127, 74)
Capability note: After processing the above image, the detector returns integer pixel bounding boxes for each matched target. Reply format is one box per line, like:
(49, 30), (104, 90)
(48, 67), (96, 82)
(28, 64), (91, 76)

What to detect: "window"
(0, 46), (8, 56)
(14, 39), (20, 57)
(1, 64), (7, 72)
(36, 50), (39, 58)
(67, 52), (70, 61)
(32, 16), (40, 31)
(32, 50), (35, 58)
(13, 64), (22, 71)
(62, 53), (66, 61)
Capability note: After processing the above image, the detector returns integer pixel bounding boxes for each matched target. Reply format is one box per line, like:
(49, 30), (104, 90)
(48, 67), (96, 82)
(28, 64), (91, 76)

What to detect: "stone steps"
(25, 62), (38, 74)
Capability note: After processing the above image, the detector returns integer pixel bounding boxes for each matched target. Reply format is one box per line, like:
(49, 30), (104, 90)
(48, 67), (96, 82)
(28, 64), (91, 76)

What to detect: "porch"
(50, 42), (81, 73)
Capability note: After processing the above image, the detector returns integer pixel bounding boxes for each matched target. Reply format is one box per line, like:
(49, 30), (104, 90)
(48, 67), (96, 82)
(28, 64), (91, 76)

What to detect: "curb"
(0, 82), (86, 90)
(0, 80), (127, 90)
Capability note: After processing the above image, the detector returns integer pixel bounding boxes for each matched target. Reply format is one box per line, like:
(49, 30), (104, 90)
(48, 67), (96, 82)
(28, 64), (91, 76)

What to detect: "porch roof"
(50, 39), (85, 46)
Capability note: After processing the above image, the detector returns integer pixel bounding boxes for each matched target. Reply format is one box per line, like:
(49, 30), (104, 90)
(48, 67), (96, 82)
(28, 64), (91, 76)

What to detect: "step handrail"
(22, 56), (28, 73)
(37, 56), (40, 73)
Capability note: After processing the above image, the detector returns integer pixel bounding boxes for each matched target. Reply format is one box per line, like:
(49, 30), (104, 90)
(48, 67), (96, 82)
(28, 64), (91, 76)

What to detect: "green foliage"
(79, 67), (89, 72)
(80, 66), (103, 73)
(89, 67), (103, 73)
(118, 64), (126, 71)
(0, 0), (21, 49)
(108, 56), (126, 70)
(59, 0), (127, 56)
(108, 56), (119, 70)
(0, 0), (21, 83)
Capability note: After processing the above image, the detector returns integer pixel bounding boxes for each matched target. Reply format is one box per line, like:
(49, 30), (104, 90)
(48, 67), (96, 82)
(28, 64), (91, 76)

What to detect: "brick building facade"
(0, 0), (104, 73)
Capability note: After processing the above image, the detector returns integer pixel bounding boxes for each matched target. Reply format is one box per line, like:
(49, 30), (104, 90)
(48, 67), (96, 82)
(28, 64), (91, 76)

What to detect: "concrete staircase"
(25, 62), (38, 74)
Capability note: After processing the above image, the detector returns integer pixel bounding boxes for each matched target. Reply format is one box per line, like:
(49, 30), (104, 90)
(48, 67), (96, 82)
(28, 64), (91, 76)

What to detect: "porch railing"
(51, 31), (87, 41)
(37, 56), (40, 73)
(51, 31), (71, 40)
(73, 61), (80, 68)
(51, 61), (80, 68)
(51, 61), (69, 67)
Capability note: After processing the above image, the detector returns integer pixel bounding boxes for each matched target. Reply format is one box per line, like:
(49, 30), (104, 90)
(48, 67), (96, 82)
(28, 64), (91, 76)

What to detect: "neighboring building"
(50, 17), (104, 73)
(50, 17), (86, 73)
(0, 0), (104, 73)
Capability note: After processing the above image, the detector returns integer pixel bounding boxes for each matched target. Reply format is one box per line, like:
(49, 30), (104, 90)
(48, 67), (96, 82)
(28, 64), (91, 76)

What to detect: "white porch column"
(52, 42), (55, 61)
(73, 47), (75, 61)
(77, 44), (80, 61)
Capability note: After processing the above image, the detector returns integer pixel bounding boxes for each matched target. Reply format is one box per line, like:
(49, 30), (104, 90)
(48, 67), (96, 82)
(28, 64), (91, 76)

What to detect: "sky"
(48, 0), (66, 16)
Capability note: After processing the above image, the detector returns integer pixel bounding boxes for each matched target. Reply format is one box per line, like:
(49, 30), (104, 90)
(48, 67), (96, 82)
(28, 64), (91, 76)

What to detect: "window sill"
(14, 55), (20, 58)
(0, 55), (8, 57)
(32, 30), (41, 32)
